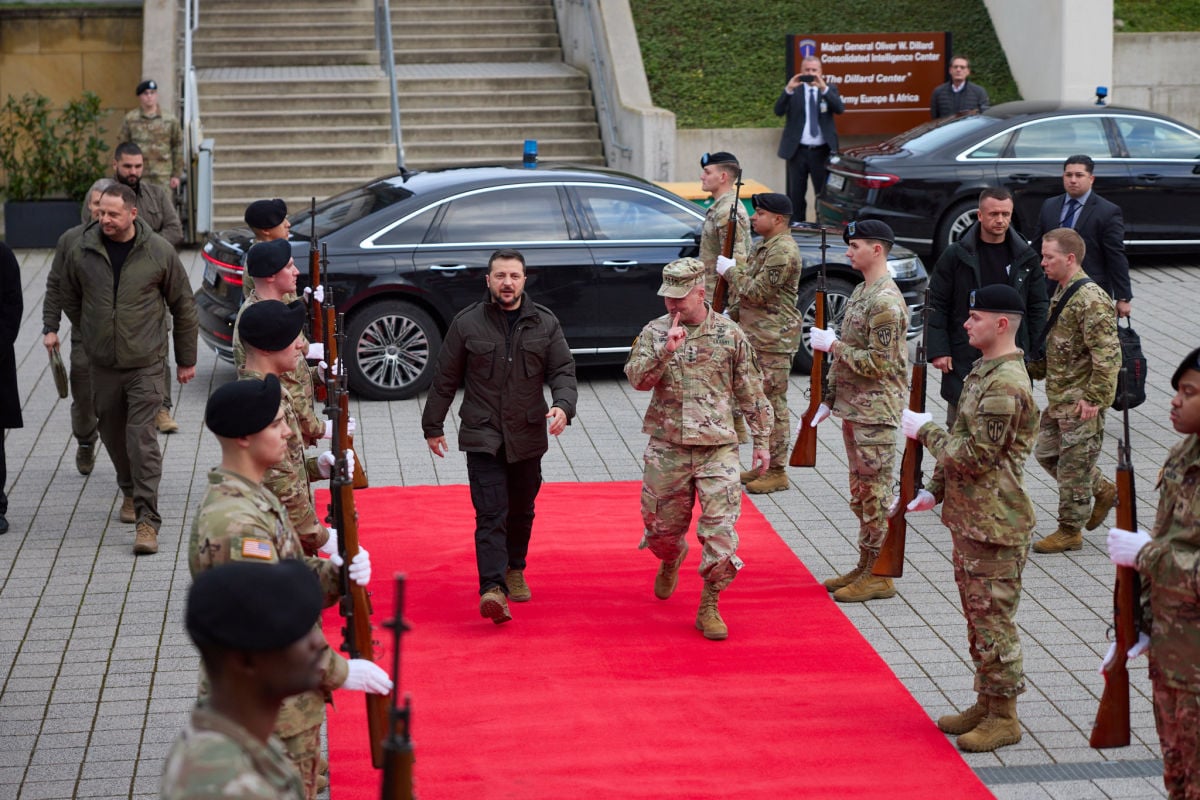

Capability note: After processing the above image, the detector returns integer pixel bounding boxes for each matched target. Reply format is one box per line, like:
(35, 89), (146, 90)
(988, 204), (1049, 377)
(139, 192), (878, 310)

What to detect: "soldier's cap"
(843, 219), (895, 245)
(969, 284), (1025, 316)
(186, 560), (322, 652)
(658, 257), (705, 298)
(1171, 346), (1200, 390)
(752, 192), (792, 216)
(244, 198), (288, 231)
(136, 79), (157, 96)
(239, 299), (306, 353)
(700, 151), (739, 168)
(245, 238), (294, 278)
(205, 374), (282, 438)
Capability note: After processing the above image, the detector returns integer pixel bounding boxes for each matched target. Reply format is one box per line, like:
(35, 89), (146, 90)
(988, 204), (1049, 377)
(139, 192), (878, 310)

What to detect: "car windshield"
(290, 180), (415, 238)
(876, 114), (996, 155)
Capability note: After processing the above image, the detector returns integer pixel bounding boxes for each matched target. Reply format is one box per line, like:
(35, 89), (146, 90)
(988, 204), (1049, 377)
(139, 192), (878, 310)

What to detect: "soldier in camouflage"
(626, 257), (772, 641)
(716, 192), (803, 495)
(1028, 228), (1120, 554)
(119, 79), (183, 191)
(241, 198), (293, 299)
(809, 220), (909, 603)
(697, 151), (751, 297)
(902, 283), (1040, 753)
(189, 375), (386, 800)
(1108, 347), (1200, 800)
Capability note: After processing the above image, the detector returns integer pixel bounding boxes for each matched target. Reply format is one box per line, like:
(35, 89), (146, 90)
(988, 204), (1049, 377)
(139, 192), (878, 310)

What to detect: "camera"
(799, 74), (816, 83)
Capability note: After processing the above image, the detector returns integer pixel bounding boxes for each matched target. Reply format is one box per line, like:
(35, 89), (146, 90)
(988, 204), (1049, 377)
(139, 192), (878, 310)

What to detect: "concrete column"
(140, 0), (178, 113)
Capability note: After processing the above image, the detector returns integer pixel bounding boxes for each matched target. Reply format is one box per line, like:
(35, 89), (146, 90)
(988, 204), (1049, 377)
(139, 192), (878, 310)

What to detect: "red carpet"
(319, 482), (993, 800)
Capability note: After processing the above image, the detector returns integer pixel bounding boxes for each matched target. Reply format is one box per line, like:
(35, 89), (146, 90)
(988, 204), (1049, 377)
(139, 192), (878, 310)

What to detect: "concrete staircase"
(193, 0), (604, 229)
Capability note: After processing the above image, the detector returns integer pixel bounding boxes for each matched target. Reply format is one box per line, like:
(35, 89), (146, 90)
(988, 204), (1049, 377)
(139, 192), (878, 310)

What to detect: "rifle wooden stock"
(324, 304), (369, 489)
(790, 274), (826, 467)
(710, 170), (743, 313)
(381, 575), (415, 800)
(874, 361), (926, 577)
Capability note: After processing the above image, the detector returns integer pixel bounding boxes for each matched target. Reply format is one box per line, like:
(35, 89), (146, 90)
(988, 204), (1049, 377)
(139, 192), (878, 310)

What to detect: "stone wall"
(1113, 32), (1200, 128)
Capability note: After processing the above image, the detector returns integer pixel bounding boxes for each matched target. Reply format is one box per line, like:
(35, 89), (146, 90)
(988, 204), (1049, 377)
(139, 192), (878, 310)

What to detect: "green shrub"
(0, 91), (109, 202)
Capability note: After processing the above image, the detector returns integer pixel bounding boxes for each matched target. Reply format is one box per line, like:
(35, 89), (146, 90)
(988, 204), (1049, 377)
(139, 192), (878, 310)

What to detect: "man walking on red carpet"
(422, 248), (577, 625)
(626, 257), (772, 640)
(899, 284), (1039, 753)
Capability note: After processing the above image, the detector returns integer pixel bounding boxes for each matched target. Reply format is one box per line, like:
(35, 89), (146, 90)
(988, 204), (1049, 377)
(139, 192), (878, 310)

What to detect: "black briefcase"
(1111, 318), (1147, 411)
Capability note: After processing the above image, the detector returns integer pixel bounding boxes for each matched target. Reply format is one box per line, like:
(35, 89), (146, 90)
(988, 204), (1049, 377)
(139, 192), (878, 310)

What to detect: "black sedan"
(818, 101), (1200, 258)
(197, 165), (929, 400)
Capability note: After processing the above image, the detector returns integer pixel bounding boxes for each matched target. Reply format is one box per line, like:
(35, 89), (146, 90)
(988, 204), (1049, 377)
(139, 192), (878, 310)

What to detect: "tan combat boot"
(739, 468), (761, 484)
(155, 407), (179, 434)
(937, 694), (988, 735)
(957, 695), (1021, 752)
(505, 569), (531, 602)
(118, 496), (136, 524)
(1087, 479), (1118, 530)
(478, 587), (512, 625)
(823, 548), (869, 592)
(833, 549), (896, 603)
(695, 583), (728, 640)
(1032, 526), (1083, 553)
(133, 521), (158, 555)
(654, 541), (689, 600)
(746, 467), (789, 495)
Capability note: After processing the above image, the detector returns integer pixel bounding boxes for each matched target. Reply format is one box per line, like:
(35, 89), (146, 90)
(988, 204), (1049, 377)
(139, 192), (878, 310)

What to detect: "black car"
(197, 165), (928, 400)
(818, 101), (1200, 258)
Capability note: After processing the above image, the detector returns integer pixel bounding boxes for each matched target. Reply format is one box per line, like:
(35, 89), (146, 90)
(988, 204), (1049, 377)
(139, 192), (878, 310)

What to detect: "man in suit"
(1032, 155), (1132, 318)
(774, 55), (844, 222)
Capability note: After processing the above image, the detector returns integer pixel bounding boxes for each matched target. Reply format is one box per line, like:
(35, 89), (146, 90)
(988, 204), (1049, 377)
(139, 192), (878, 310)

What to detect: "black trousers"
(0, 433), (7, 514)
(467, 449), (543, 595)
(784, 144), (831, 222)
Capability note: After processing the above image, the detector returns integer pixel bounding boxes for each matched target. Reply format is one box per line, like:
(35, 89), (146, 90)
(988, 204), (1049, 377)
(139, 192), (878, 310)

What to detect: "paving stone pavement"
(2, 247), (1197, 799)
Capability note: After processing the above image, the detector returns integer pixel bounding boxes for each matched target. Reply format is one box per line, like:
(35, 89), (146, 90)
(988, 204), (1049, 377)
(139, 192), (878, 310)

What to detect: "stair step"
(395, 74), (589, 93)
(214, 162), (389, 181)
(398, 89), (593, 109)
(207, 127), (395, 146)
(194, 34), (377, 52)
(194, 52), (377, 68)
(203, 108), (394, 128)
(403, 122), (600, 143)
(394, 47), (562, 64)
(201, 92), (394, 112)
(402, 140), (604, 159)
(207, 142), (398, 163)
(402, 106), (596, 125)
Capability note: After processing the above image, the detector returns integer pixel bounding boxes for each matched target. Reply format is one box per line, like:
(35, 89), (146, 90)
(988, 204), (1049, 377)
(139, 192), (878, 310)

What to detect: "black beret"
(245, 239), (294, 278)
(752, 192), (792, 216)
(205, 374), (282, 438)
(239, 299), (306, 353)
(843, 218), (895, 245)
(186, 560), (322, 651)
(1172, 347), (1200, 391)
(700, 151), (739, 168)
(244, 198), (288, 230)
(136, 79), (157, 96)
(970, 284), (1025, 315)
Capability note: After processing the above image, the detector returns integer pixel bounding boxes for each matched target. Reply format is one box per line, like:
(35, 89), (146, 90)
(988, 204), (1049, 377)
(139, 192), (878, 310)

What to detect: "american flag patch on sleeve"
(241, 538), (275, 560)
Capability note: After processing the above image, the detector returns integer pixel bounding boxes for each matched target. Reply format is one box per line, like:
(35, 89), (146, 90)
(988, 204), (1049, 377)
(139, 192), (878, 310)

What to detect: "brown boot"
(957, 695), (1021, 752)
(1086, 479), (1118, 531)
(1032, 526), (1083, 553)
(746, 467), (789, 495)
(76, 439), (97, 476)
(133, 522), (158, 555)
(833, 549), (896, 603)
(478, 587), (512, 625)
(695, 583), (728, 640)
(654, 541), (689, 600)
(505, 569), (531, 602)
(739, 468), (760, 484)
(937, 694), (988, 735)
(118, 496), (136, 524)
(155, 407), (179, 433)
(823, 549), (869, 592)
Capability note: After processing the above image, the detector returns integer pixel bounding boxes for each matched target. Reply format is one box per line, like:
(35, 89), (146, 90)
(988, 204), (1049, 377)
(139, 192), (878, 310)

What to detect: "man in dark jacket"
(421, 248), (577, 625)
(60, 183), (198, 556)
(930, 56), (990, 119)
(926, 188), (1048, 426)
(0, 243), (22, 535)
(774, 55), (844, 222)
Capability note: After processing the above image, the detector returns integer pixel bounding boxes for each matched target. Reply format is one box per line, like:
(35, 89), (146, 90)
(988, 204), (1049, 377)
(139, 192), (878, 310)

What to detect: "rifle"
(323, 244), (369, 489)
(380, 574), (415, 800)
(308, 199), (327, 403)
(325, 307), (388, 768)
(710, 169), (743, 313)
(874, 289), (931, 578)
(790, 226), (830, 467)
(1090, 368), (1140, 748)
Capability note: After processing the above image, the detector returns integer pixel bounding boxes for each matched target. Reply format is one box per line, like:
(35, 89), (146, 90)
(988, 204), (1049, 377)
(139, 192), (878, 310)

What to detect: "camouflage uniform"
(625, 306), (772, 588)
(1135, 433), (1200, 799)
(698, 191), (751, 297)
(1028, 273), (1120, 531)
(822, 276), (908, 550)
(188, 467), (347, 800)
(724, 230), (803, 466)
(161, 704), (306, 800)
(119, 107), (183, 190)
(920, 351), (1039, 697)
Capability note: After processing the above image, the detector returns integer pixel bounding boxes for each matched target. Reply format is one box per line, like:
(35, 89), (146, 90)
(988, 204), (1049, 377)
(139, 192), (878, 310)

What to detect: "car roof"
(369, 163), (660, 194)
(980, 101), (1197, 129)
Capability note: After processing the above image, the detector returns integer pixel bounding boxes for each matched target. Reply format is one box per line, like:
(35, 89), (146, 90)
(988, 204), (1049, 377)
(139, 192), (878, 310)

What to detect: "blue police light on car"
(523, 139), (538, 169)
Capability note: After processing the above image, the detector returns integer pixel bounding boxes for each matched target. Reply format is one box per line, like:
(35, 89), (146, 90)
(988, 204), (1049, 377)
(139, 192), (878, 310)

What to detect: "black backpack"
(1112, 317), (1147, 411)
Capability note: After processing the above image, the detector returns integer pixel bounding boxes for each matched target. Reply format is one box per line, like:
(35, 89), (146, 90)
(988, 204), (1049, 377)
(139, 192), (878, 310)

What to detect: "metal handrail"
(183, 0), (201, 159)
(580, 0), (631, 161)
(374, 0), (405, 172)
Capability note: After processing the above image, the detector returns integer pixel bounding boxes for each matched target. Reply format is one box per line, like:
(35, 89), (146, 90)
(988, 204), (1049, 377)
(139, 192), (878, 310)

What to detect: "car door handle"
(1135, 173), (1162, 182)
(1007, 173), (1036, 184)
(602, 260), (638, 271)
(429, 264), (468, 272)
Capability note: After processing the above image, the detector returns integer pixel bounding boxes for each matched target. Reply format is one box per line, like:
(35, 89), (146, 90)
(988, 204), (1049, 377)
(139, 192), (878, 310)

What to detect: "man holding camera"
(774, 56), (844, 222)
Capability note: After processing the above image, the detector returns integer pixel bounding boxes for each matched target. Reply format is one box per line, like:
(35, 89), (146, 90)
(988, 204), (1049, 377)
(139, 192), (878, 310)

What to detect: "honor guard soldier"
(699, 151), (751, 296)
(241, 198), (293, 299)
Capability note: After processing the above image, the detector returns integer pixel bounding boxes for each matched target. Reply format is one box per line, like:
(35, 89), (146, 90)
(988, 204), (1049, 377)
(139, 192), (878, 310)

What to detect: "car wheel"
(936, 200), (978, 257)
(344, 300), (442, 401)
(794, 276), (855, 374)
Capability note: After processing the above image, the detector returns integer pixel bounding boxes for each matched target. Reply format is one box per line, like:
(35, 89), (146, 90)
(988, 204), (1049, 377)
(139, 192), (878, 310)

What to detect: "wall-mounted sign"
(787, 32), (951, 138)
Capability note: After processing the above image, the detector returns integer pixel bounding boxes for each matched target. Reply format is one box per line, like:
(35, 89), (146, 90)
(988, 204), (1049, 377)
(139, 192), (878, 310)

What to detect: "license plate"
(826, 173), (845, 191)
(203, 261), (218, 286)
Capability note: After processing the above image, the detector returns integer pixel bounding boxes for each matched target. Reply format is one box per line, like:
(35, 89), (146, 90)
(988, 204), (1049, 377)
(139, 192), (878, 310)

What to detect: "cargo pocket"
(465, 338), (496, 379)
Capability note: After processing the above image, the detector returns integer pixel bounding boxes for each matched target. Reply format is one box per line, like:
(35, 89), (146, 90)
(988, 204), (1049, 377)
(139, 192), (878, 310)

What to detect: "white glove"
(318, 527), (339, 560)
(901, 409), (933, 440)
(348, 547), (371, 586)
(907, 489), (936, 513)
(810, 326), (838, 353)
(715, 255), (736, 276)
(317, 449), (356, 479)
(809, 403), (831, 428)
(1107, 527), (1152, 568)
(303, 284), (325, 304)
(306, 342), (325, 361)
(316, 359), (341, 382)
(320, 417), (356, 440)
(1099, 632), (1151, 674)
(343, 659), (392, 695)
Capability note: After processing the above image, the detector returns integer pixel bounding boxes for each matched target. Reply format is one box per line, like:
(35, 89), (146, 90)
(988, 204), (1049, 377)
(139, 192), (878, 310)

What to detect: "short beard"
(118, 173), (140, 190)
